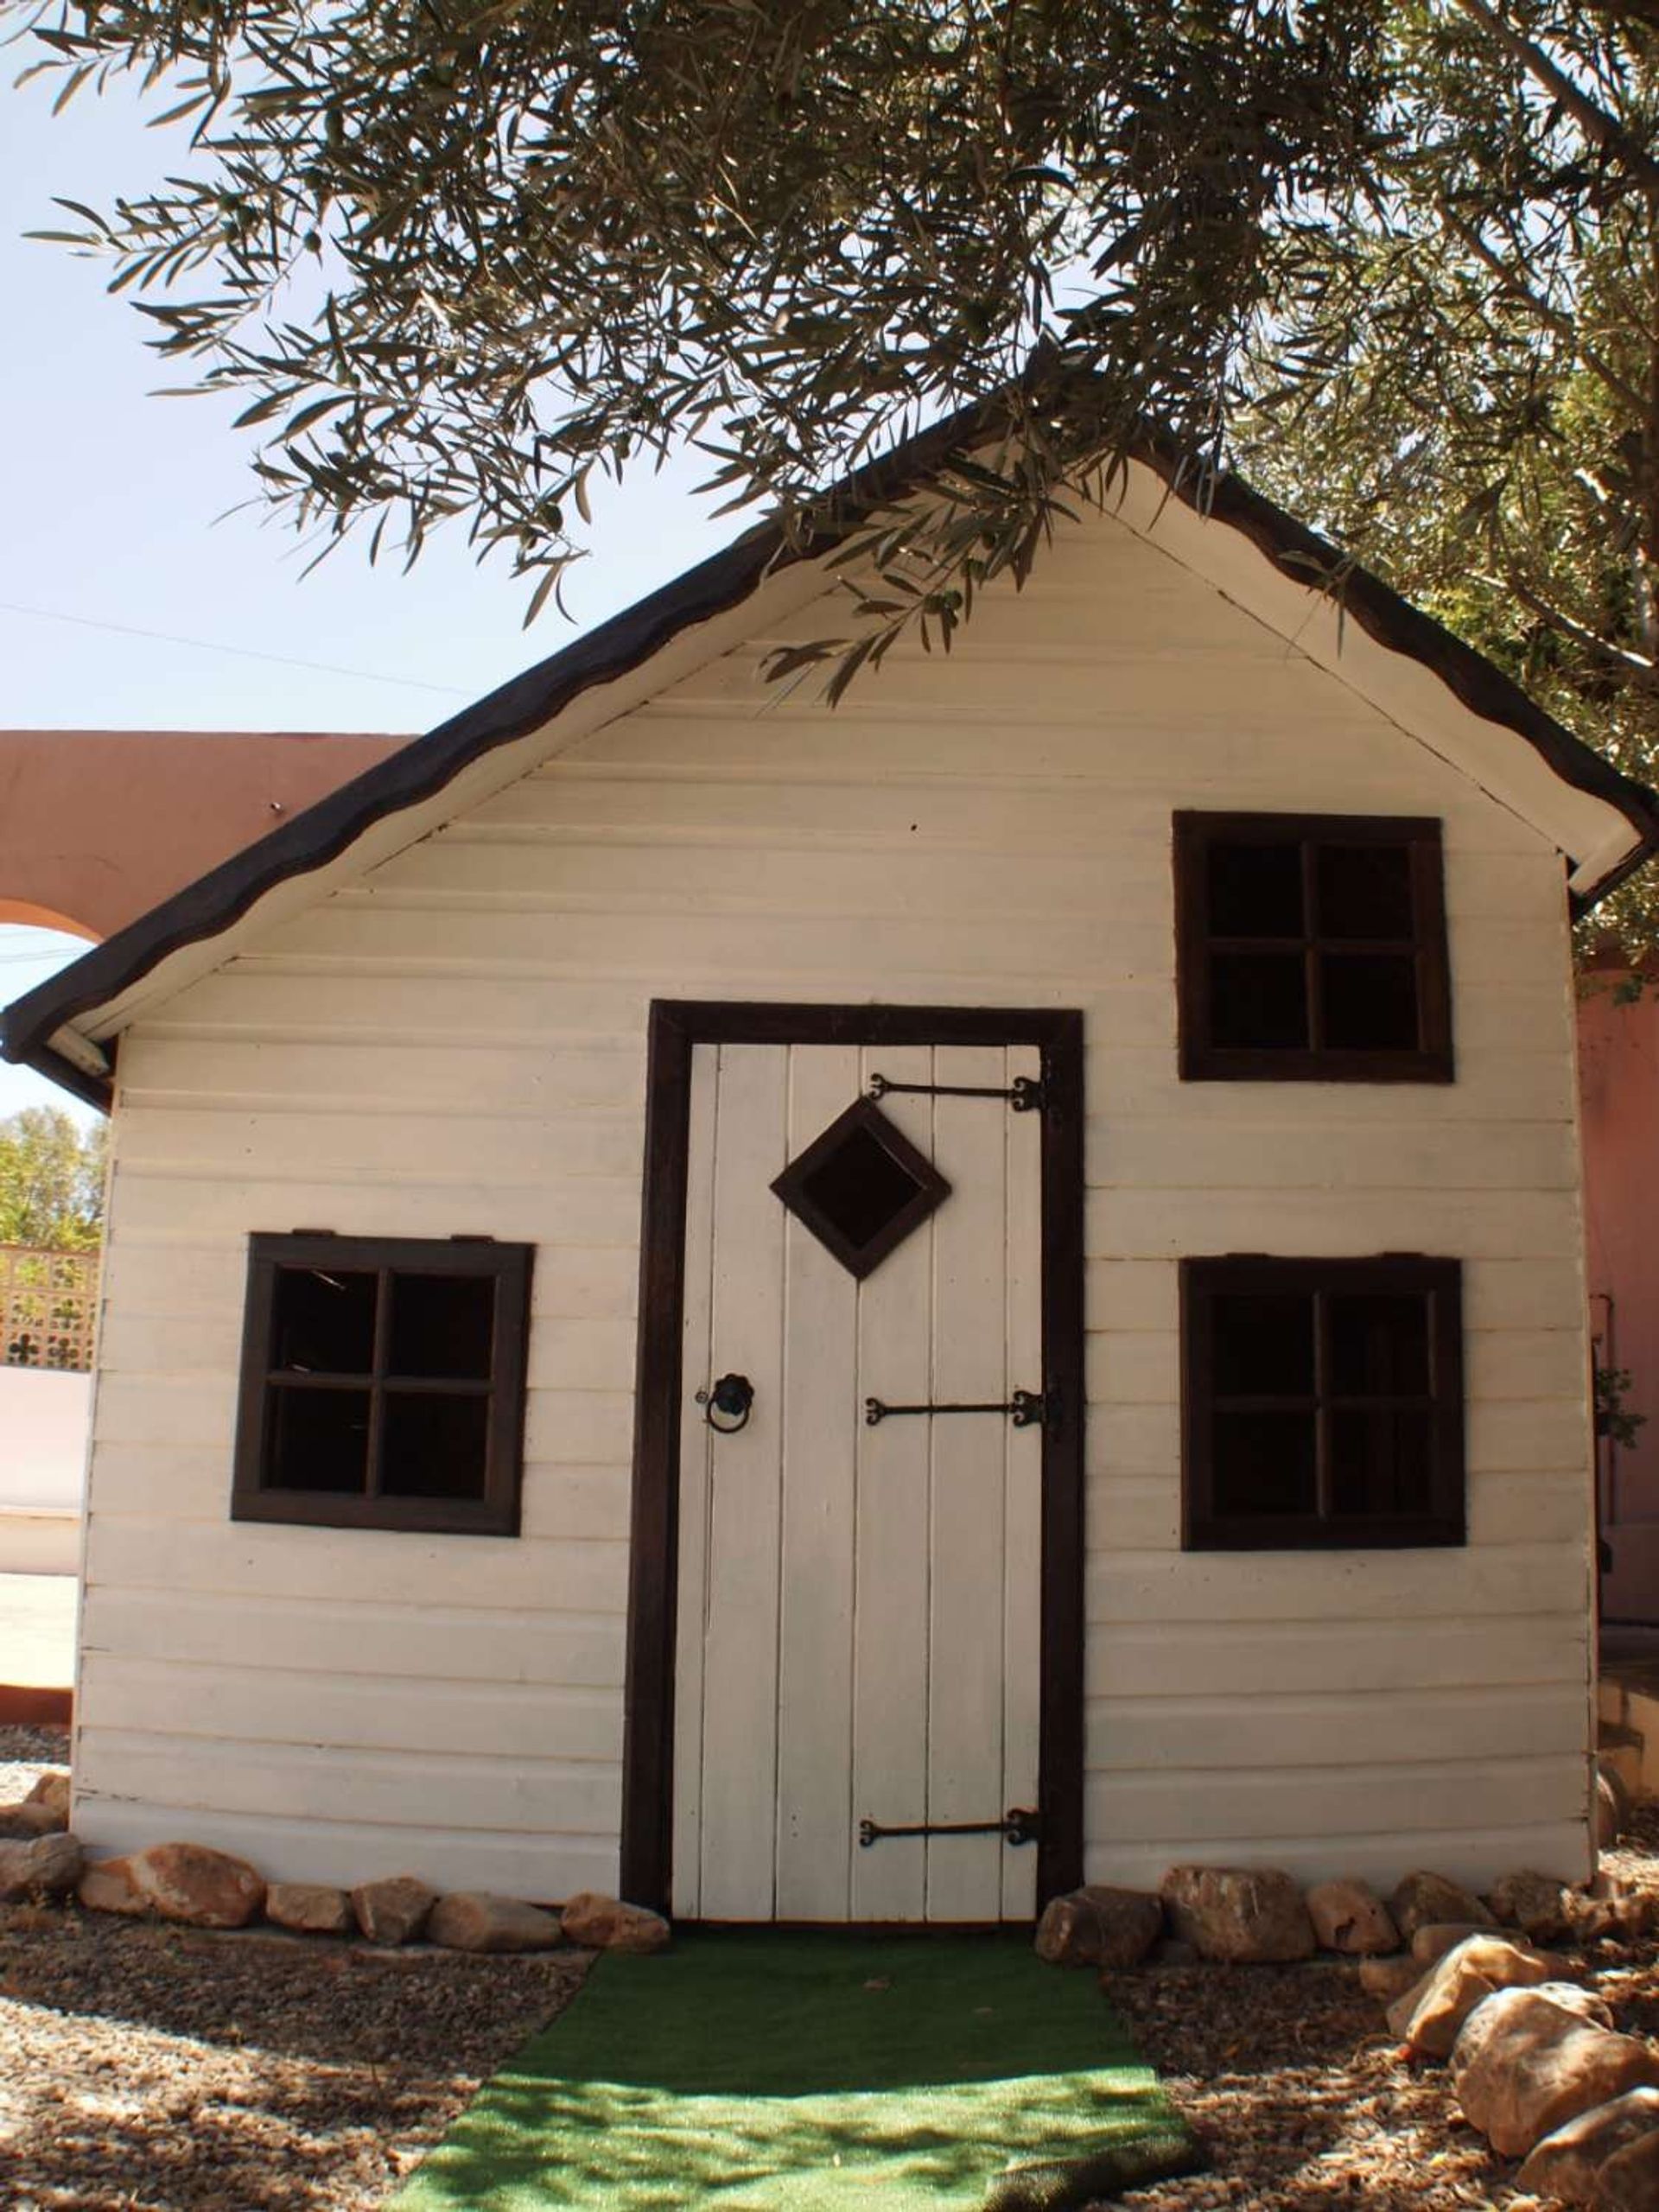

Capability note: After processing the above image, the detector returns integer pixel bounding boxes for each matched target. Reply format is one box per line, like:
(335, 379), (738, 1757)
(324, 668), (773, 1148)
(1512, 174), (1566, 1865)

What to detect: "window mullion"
(1313, 1289), (1332, 1521)
(364, 1268), (391, 1497)
(1301, 839), (1322, 1051)
(1409, 835), (1432, 1054)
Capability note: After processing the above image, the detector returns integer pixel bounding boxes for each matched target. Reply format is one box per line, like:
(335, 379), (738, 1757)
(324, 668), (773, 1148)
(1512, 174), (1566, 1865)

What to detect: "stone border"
(0, 1783), (669, 1959)
(1038, 1855), (1659, 2208)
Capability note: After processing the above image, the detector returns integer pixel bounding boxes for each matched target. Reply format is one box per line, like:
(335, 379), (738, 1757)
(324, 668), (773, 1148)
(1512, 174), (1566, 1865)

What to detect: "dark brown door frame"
(620, 999), (1086, 1916)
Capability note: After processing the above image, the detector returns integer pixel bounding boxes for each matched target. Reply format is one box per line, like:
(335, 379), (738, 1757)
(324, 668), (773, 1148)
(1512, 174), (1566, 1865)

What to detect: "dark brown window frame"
(1182, 1254), (1465, 1551)
(232, 1231), (533, 1536)
(621, 1000), (1086, 1919)
(1174, 811), (1453, 1083)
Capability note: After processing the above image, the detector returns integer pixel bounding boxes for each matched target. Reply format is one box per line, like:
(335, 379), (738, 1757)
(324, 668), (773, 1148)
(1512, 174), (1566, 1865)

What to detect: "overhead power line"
(0, 598), (469, 699)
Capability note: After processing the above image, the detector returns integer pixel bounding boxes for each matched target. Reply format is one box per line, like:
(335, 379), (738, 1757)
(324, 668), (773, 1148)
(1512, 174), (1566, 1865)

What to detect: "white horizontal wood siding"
(75, 501), (1595, 1898)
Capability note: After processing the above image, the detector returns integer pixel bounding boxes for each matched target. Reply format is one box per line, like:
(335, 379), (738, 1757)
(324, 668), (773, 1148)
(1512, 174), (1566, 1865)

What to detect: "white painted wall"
(71, 493), (1595, 1902)
(0, 1368), (90, 1576)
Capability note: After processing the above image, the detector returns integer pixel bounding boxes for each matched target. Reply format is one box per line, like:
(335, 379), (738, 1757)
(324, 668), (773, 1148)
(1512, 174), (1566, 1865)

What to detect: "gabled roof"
(8, 405), (1658, 1113)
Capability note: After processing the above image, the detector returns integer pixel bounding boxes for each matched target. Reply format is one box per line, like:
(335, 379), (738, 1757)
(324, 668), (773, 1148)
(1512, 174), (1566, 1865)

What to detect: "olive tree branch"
(1454, 0), (1659, 193)
(1487, 568), (1659, 690)
(1436, 200), (1648, 416)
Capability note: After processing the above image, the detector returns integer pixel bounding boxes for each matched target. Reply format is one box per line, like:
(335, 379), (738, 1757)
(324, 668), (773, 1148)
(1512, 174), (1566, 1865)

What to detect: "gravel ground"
(3, 1719), (1656, 2212)
(1109, 1804), (1659, 2212)
(0, 1729), (588, 2212)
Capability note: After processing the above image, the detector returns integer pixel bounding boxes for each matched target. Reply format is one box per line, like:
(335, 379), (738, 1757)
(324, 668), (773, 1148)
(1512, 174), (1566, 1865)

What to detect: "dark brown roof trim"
(1135, 427), (1659, 887)
(8, 401), (1657, 1105)
(30, 1039), (114, 1116)
(1561, 821), (1659, 923)
(1, 397), (1000, 1099)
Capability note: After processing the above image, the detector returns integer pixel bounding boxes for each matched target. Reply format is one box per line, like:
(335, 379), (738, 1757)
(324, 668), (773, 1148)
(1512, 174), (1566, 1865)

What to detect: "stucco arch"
(0, 899), (99, 941)
(0, 729), (408, 944)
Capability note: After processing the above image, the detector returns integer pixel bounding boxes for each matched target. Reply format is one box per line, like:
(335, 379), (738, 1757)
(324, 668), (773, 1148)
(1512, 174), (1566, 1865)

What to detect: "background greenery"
(0, 1108), (108, 1249)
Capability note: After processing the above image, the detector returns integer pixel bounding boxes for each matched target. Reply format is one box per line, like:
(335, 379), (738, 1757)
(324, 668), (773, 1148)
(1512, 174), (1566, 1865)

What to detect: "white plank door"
(672, 1039), (1043, 1922)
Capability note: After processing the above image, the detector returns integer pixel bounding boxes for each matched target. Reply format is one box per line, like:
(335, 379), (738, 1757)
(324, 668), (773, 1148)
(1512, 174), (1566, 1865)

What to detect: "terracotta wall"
(0, 729), (408, 941)
(1580, 977), (1659, 1621)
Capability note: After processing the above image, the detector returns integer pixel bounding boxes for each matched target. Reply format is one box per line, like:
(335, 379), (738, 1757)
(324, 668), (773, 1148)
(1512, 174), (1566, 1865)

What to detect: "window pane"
(798, 1124), (930, 1257)
(1210, 952), (1309, 1050)
(1207, 841), (1304, 937)
(1212, 1410), (1317, 1518)
(265, 1385), (370, 1491)
(1213, 1293), (1314, 1395)
(1316, 844), (1414, 940)
(389, 1272), (495, 1381)
(1329, 1293), (1431, 1395)
(1331, 1408), (1433, 1518)
(380, 1391), (490, 1499)
(1319, 954), (1420, 1052)
(270, 1267), (376, 1375)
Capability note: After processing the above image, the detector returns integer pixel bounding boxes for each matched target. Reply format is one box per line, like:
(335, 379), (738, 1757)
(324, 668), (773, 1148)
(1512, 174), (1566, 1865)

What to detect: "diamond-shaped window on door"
(771, 1096), (951, 1280)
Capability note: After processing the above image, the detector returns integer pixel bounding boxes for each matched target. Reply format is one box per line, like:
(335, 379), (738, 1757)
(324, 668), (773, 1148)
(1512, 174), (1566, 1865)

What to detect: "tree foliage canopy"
(8, 0), (1659, 925)
(4, 0), (1387, 624)
(0, 1108), (107, 1249)
(1234, 0), (1659, 946)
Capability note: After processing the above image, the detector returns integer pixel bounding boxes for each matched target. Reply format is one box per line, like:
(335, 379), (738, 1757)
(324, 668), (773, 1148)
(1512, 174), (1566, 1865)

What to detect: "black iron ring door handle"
(697, 1374), (754, 1433)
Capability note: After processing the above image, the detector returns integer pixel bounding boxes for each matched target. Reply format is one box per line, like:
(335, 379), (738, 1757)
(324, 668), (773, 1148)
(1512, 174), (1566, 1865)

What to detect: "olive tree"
(10, 0), (1659, 936)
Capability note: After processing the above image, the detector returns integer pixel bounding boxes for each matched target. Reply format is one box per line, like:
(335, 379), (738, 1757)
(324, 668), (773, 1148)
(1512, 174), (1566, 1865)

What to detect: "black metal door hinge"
(864, 1389), (1047, 1427)
(867, 1072), (1046, 1115)
(859, 1807), (1042, 1848)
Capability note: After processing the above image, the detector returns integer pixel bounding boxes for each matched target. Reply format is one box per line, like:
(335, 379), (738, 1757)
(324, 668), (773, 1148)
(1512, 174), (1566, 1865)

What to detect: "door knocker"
(696, 1373), (755, 1433)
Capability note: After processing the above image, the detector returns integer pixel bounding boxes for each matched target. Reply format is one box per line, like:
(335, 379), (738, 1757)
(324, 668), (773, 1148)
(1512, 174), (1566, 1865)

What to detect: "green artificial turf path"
(392, 1929), (1191, 2211)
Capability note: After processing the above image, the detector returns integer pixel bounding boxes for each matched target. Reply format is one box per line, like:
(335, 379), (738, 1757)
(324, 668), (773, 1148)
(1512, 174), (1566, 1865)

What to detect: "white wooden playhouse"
(8, 419), (1656, 1923)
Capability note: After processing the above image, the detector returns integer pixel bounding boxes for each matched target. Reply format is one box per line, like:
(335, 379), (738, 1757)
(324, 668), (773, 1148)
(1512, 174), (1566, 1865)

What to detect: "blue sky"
(0, 56), (737, 1125)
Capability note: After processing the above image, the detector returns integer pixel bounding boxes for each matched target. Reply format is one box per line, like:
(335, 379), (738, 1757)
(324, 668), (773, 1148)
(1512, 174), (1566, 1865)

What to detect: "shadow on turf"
(391, 1931), (1200, 2210)
(403, 2069), (1187, 2209)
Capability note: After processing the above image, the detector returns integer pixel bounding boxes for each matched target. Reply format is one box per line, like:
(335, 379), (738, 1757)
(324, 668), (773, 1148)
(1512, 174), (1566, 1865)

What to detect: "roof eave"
(1132, 430), (1659, 875)
(9, 402), (1658, 1103)
(22, 1034), (116, 1116)
(1570, 828), (1659, 918)
(1, 395), (1001, 1090)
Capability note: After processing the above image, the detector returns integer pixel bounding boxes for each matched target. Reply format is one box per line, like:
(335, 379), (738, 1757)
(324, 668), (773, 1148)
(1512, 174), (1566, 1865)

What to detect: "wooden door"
(671, 1039), (1044, 1923)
